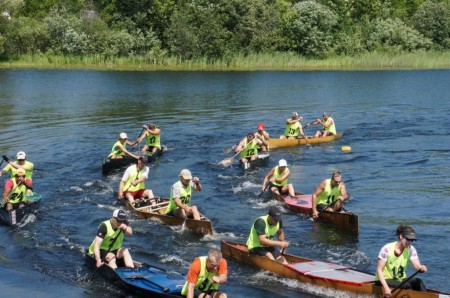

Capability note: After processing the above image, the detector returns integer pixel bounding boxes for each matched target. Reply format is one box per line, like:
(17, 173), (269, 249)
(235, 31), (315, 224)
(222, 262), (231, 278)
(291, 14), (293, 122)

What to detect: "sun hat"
(180, 169), (192, 180)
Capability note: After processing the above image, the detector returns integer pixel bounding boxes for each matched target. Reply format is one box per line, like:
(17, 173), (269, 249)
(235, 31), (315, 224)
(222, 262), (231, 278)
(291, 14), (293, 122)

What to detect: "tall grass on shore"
(1, 51), (450, 71)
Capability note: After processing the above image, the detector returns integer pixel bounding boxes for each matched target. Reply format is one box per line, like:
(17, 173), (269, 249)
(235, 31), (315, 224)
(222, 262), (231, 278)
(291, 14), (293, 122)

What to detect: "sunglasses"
(405, 237), (416, 242)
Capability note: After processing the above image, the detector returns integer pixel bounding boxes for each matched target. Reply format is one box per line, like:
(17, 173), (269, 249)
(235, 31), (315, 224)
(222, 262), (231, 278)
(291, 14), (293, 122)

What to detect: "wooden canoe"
(268, 133), (343, 149)
(84, 251), (184, 297)
(121, 197), (214, 235)
(0, 192), (41, 227)
(240, 152), (270, 170)
(221, 240), (450, 298)
(102, 145), (166, 175)
(272, 193), (358, 234)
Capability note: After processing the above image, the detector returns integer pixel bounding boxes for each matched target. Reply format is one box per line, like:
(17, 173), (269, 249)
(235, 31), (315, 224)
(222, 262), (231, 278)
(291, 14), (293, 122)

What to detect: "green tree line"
(1, 0), (450, 61)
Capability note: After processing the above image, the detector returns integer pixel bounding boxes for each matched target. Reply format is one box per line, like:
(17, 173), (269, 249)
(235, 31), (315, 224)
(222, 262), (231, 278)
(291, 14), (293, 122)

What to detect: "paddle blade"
(220, 157), (233, 167)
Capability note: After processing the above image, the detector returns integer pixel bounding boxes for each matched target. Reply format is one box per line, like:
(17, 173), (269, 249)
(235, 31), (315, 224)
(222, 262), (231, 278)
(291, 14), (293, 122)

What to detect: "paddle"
(389, 268), (422, 297)
(317, 199), (339, 216)
(257, 182), (271, 199)
(219, 141), (252, 167)
(223, 144), (236, 154)
(89, 230), (124, 282)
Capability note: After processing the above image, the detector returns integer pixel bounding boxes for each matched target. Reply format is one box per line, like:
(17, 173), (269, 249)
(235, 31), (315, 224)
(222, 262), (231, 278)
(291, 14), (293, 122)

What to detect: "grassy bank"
(1, 51), (450, 71)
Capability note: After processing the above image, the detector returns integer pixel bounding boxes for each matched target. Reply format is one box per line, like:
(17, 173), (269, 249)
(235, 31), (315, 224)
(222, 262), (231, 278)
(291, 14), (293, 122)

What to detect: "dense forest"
(1, 0), (450, 62)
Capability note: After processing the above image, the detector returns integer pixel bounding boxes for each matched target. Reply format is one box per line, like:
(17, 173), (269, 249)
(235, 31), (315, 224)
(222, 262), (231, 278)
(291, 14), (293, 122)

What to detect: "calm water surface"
(0, 70), (449, 297)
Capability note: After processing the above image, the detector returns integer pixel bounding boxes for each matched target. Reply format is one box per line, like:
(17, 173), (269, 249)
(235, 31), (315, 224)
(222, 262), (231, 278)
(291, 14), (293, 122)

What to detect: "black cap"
(268, 206), (282, 222)
(138, 156), (147, 164)
(113, 209), (127, 221)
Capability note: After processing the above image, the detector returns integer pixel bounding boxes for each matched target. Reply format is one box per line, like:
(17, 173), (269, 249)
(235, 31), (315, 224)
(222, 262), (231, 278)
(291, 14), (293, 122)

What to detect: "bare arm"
(192, 177), (202, 191)
(376, 258), (391, 297)
(338, 183), (349, 201)
(262, 168), (275, 190)
(312, 180), (327, 217)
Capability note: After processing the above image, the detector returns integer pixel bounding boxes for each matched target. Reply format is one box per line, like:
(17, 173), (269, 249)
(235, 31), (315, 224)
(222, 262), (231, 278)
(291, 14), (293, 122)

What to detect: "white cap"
(292, 112), (298, 118)
(278, 159), (287, 167)
(119, 132), (128, 139)
(17, 151), (26, 159)
(179, 169), (192, 180)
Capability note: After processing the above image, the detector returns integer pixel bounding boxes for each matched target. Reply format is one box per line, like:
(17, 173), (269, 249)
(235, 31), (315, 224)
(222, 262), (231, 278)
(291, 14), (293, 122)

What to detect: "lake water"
(0, 69), (449, 297)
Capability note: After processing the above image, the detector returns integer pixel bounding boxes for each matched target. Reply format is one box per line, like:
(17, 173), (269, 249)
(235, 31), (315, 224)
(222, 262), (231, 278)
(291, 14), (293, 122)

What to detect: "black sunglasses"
(405, 237), (416, 242)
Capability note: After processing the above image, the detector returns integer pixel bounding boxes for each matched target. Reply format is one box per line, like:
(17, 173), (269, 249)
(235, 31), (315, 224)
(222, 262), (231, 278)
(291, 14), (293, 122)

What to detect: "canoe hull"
(273, 193), (359, 234)
(0, 193), (41, 227)
(84, 252), (184, 297)
(221, 241), (449, 298)
(268, 134), (343, 149)
(240, 152), (270, 170)
(102, 145), (166, 175)
(122, 198), (213, 235)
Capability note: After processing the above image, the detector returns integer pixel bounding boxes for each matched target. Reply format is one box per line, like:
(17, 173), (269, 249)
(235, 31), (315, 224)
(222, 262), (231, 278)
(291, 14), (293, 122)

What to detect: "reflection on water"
(0, 69), (449, 296)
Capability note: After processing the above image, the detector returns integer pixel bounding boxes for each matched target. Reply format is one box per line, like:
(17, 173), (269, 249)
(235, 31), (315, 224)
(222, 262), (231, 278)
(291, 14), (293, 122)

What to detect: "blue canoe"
(0, 192), (41, 227)
(102, 145), (166, 175)
(85, 252), (185, 297)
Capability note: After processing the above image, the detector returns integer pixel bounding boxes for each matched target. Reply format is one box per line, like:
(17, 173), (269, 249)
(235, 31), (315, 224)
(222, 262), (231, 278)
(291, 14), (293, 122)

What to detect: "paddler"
(132, 123), (162, 154)
(246, 206), (289, 264)
(182, 246), (228, 298)
(261, 159), (296, 198)
(310, 112), (337, 138)
(2, 168), (33, 211)
(279, 111), (306, 139)
(165, 169), (202, 220)
(234, 133), (263, 164)
(1, 151), (34, 180)
(108, 132), (139, 160)
(375, 225), (427, 297)
(311, 171), (349, 219)
(88, 209), (134, 269)
(118, 156), (154, 207)
(254, 123), (270, 152)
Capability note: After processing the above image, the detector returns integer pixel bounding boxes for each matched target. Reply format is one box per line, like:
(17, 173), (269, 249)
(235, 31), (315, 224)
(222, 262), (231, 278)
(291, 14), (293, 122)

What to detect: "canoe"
(268, 133), (343, 149)
(240, 152), (270, 170)
(102, 145), (166, 175)
(0, 192), (41, 227)
(221, 240), (450, 298)
(84, 251), (184, 297)
(121, 197), (213, 235)
(272, 193), (358, 234)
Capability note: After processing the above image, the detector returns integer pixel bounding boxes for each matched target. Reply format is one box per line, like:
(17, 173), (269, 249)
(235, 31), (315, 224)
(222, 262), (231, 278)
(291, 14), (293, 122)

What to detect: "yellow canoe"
(268, 133), (343, 149)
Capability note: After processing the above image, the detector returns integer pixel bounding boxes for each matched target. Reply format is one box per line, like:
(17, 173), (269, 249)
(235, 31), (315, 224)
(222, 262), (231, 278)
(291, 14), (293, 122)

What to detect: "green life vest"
(316, 179), (341, 205)
(240, 139), (259, 158)
(109, 140), (126, 157)
(123, 165), (146, 192)
(375, 242), (411, 281)
(8, 179), (28, 204)
(323, 117), (337, 134)
(246, 215), (280, 250)
(5, 161), (34, 179)
(145, 130), (161, 149)
(272, 166), (288, 187)
(181, 256), (219, 295)
(88, 220), (124, 255)
(165, 181), (192, 214)
(284, 122), (300, 137)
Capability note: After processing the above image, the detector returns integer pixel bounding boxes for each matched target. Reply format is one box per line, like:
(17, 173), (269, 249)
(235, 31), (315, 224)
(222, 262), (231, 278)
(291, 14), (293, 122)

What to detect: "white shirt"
(121, 165), (149, 182)
(377, 243), (418, 262)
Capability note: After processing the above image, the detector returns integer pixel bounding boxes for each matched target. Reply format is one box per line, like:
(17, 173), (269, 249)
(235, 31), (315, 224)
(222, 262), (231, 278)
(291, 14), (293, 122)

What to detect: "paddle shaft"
(90, 230), (124, 281)
(390, 269), (422, 296)
(317, 199), (340, 216)
(257, 182), (271, 199)
(220, 140), (253, 166)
